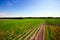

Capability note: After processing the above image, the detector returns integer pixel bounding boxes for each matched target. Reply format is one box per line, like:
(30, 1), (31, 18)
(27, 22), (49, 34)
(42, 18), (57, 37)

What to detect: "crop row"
(0, 19), (44, 40)
(45, 25), (60, 40)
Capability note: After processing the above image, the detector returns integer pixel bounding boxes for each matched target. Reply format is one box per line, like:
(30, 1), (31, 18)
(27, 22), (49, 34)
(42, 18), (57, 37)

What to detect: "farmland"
(0, 19), (60, 40)
(0, 19), (44, 40)
(45, 19), (60, 40)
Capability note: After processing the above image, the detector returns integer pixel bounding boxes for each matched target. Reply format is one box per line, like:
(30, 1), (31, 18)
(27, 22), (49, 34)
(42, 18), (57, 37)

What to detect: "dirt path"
(35, 24), (45, 40)
(31, 24), (45, 40)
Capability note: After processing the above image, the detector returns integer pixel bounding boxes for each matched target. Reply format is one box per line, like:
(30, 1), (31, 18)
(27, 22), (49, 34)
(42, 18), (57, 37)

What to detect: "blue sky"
(0, 0), (60, 17)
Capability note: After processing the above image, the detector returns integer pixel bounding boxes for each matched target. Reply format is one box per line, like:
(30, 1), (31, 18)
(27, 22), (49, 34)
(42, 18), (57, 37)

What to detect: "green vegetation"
(0, 18), (60, 40)
(0, 19), (44, 40)
(46, 19), (60, 25)
(46, 19), (60, 40)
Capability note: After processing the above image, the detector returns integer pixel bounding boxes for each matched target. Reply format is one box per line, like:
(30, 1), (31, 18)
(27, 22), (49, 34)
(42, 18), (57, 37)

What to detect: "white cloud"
(0, 12), (20, 17)
(0, 12), (8, 17)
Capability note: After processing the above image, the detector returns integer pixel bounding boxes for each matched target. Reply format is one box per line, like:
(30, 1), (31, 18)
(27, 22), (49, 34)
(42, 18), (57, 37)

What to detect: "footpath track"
(31, 24), (45, 40)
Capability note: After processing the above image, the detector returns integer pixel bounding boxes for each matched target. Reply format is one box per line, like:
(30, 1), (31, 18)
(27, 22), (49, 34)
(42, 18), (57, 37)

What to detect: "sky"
(0, 0), (60, 17)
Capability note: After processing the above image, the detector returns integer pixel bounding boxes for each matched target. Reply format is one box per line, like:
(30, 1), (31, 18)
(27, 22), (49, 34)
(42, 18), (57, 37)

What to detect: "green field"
(0, 19), (44, 40)
(0, 19), (60, 40)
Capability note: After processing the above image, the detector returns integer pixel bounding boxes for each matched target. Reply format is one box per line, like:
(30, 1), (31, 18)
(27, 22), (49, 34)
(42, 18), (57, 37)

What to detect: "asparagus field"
(0, 19), (60, 40)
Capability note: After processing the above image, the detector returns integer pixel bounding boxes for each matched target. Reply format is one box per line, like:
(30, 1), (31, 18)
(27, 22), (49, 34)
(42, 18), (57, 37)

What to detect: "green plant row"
(0, 19), (44, 40)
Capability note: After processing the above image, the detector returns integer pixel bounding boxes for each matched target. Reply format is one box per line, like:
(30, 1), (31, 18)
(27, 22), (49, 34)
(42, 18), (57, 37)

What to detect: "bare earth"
(31, 24), (45, 40)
